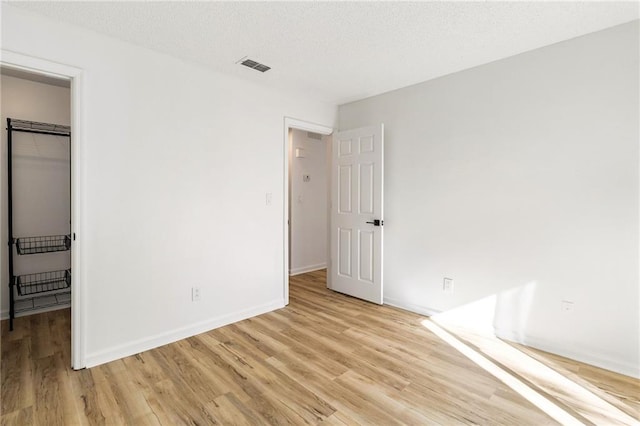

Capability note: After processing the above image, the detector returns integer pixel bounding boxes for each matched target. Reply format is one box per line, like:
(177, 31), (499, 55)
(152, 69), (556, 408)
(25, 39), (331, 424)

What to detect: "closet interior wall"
(1, 73), (71, 321)
(289, 129), (329, 276)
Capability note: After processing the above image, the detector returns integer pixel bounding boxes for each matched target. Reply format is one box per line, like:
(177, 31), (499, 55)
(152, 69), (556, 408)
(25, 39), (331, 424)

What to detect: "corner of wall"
(84, 299), (285, 368)
(383, 297), (442, 317)
(494, 327), (640, 379)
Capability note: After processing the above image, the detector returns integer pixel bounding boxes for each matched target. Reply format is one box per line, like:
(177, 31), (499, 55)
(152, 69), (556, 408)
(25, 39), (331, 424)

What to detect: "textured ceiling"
(9, 1), (639, 105)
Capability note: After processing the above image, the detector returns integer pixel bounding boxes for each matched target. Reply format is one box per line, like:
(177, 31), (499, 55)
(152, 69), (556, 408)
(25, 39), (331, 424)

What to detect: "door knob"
(366, 219), (383, 226)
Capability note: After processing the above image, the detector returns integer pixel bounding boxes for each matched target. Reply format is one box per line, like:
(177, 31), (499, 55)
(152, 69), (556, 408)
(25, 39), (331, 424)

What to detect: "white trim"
(289, 263), (327, 276)
(1, 49), (85, 370)
(283, 117), (332, 307)
(85, 299), (285, 368)
(383, 297), (442, 317)
(384, 297), (640, 379)
(70, 71), (86, 371)
(0, 51), (74, 81)
(385, 294), (639, 378)
(385, 296), (639, 378)
(285, 117), (334, 136)
(495, 328), (640, 379)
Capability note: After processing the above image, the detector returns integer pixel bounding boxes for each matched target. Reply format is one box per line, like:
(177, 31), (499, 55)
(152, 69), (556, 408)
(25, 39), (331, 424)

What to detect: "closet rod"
(9, 128), (71, 137)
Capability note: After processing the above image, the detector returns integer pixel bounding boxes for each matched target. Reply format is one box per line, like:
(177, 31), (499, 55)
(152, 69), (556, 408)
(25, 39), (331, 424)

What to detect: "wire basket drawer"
(16, 269), (71, 296)
(16, 235), (71, 255)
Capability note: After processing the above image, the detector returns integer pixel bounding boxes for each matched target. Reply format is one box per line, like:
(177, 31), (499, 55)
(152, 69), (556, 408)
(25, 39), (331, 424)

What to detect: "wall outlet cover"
(561, 300), (574, 312)
(192, 287), (201, 302)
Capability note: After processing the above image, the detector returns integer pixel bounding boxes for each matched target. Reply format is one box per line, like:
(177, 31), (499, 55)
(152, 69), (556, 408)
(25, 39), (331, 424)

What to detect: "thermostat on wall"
(295, 148), (305, 158)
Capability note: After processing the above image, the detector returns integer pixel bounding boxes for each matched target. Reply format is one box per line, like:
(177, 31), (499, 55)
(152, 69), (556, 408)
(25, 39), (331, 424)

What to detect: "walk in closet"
(6, 118), (71, 330)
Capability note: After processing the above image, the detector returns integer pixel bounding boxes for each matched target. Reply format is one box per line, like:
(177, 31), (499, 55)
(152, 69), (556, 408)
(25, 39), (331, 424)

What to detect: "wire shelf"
(9, 119), (71, 136)
(16, 235), (71, 255)
(14, 291), (71, 314)
(7, 118), (72, 329)
(16, 269), (71, 296)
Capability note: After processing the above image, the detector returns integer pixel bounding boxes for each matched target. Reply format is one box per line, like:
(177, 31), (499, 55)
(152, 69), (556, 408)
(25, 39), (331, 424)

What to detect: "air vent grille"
(239, 58), (271, 73)
(253, 64), (271, 73)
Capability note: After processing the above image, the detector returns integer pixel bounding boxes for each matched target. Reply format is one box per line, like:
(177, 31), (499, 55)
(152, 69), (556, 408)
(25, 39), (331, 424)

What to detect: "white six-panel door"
(330, 124), (384, 304)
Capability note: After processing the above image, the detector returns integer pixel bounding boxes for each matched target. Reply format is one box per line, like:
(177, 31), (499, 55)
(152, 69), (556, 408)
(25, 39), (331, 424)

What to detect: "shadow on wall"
(430, 281), (537, 339)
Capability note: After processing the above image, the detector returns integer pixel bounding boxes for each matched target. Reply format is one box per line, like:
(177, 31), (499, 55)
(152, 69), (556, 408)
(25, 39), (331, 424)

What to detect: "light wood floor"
(2, 270), (639, 425)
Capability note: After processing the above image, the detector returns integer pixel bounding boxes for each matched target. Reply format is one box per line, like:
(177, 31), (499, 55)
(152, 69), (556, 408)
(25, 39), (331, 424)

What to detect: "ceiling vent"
(238, 57), (271, 73)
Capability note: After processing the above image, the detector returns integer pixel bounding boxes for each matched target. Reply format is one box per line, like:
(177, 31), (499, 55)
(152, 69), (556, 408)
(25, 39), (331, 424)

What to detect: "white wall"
(289, 129), (328, 275)
(339, 21), (639, 377)
(1, 75), (71, 316)
(1, 5), (336, 367)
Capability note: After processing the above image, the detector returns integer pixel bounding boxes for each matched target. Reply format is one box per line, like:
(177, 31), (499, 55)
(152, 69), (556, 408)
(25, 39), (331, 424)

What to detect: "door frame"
(1, 50), (86, 369)
(283, 117), (333, 305)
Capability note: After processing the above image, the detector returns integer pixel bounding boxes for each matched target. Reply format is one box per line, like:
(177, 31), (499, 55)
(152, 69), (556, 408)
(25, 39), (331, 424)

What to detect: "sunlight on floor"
(422, 319), (585, 425)
(422, 320), (639, 425)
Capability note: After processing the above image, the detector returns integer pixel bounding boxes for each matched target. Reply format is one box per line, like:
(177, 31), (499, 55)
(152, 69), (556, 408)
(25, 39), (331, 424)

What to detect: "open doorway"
(1, 51), (84, 369)
(283, 118), (333, 305)
(288, 129), (330, 275)
(1, 66), (72, 336)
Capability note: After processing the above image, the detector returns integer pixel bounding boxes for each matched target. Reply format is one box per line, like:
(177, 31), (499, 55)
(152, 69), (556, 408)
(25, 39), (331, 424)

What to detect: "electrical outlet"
(265, 192), (272, 206)
(192, 287), (201, 302)
(443, 277), (454, 293)
(561, 300), (574, 312)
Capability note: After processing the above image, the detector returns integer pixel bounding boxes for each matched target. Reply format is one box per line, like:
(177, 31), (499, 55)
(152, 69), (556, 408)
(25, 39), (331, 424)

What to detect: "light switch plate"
(443, 277), (454, 293)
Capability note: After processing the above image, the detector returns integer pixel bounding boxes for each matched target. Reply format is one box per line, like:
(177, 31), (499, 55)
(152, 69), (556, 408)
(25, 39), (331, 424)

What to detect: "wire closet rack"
(7, 117), (72, 330)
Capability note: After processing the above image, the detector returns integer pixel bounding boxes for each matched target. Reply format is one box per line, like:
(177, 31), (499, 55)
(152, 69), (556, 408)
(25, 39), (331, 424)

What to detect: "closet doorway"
(1, 53), (85, 369)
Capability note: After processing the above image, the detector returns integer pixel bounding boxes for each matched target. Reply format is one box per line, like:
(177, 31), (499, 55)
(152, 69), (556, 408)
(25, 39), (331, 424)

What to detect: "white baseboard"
(289, 263), (327, 276)
(85, 299), (284, 368)
(495, 328), (640, 379)
(382, 297), (639, 379)
(383, 297), (442, 317)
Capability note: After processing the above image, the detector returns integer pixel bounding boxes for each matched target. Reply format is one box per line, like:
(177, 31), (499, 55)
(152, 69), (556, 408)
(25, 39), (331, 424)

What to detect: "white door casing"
(1, 50), (85, 369)
(330, 124), (384, 304)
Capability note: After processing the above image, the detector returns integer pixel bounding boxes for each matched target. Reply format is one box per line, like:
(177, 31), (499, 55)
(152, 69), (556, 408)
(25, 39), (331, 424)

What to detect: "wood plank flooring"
(2, 269), (639, 425)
